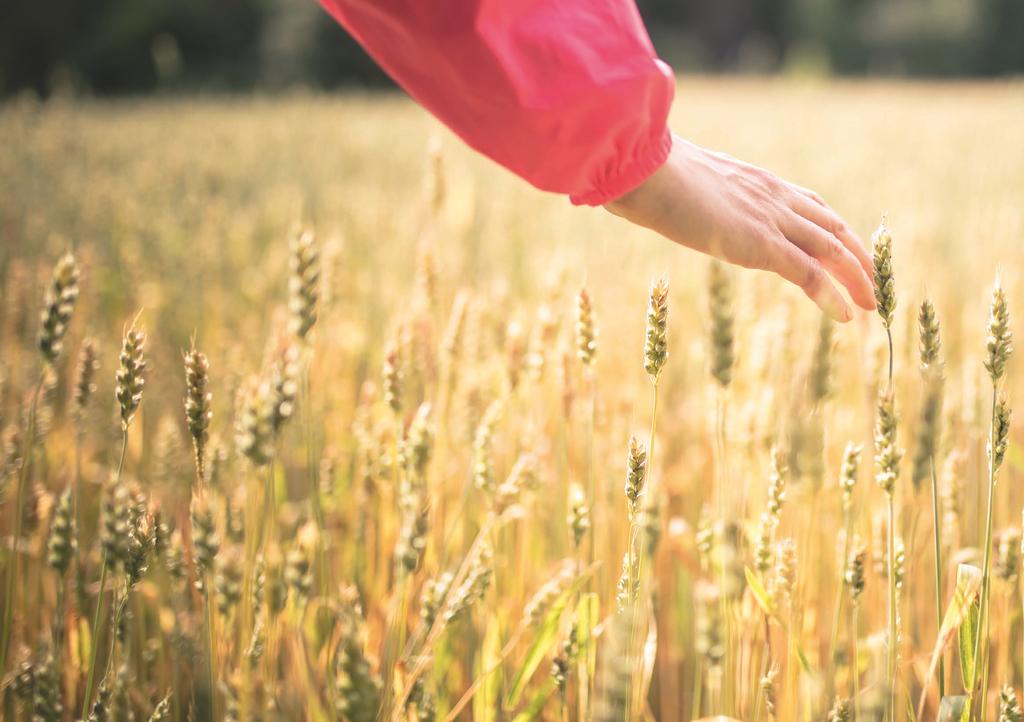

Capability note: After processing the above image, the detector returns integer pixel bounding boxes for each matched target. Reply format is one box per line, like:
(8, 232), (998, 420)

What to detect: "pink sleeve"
(316, 0), (675, 206)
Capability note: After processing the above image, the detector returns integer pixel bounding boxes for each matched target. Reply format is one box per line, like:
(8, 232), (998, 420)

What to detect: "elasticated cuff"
(568, 128), (673, 207)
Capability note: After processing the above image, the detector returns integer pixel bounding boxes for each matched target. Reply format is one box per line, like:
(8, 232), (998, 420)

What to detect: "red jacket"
(317, 0), (675, 205)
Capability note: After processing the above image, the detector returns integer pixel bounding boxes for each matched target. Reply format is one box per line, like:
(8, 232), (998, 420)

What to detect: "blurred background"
(2, 0), (1023, 98)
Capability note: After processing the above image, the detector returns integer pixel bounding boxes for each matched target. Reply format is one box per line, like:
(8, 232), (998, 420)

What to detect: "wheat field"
(1, 79), (1024, 722)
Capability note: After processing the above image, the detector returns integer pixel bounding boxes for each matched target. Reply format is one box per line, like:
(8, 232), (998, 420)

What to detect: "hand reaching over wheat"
(606, 135), (877, 323)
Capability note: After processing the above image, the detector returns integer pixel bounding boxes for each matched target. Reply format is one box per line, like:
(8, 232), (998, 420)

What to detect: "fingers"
(787, 184), (874, 282)
(763, 232), (853, 322)
(779, 210), (877, 312)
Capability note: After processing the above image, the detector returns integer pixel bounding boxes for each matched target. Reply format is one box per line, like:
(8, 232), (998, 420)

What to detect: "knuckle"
(745, 229), (778, 271)
(827, 213), (847, 236)
(824, 233), (844, 261)
(760, 170), (783, 194)
(801, 258), (824, 292)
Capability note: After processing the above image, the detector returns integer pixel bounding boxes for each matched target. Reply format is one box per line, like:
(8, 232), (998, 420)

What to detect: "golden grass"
(0, 78), (1023, 721)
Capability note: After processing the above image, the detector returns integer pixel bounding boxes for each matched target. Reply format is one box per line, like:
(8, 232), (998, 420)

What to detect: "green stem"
(887, 330), (894, 392)
(829, 505), (853, 684)
(81, 558), (109, 719)
(301, 359), (328, 600)
(692, 656), (703, 721)
(0, 375), (44, 667)
(585, 370), (596, 591)
(929, 455), (945, 698)
(53, 580), (66, 681)
(73, 427), (84, 596)
(81, 430), (127, 718)
(971, 385), (998, 722)
(852, 604), (860, 722)
(884, 325), (896, 722)
(627, 378), (660, 720)
(887, 491), (897, 722)
(714, 386), (733, 715)
(204, 581), (217, 720)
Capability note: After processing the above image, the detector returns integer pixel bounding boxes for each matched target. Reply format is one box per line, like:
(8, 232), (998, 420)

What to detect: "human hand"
(605, 135), (876, 322)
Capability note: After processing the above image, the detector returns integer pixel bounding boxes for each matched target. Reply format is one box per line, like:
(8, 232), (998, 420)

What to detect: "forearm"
(316, 0), (674, 205)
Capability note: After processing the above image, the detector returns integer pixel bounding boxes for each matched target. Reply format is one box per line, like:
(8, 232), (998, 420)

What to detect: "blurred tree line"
(1, 0), (1022, 97)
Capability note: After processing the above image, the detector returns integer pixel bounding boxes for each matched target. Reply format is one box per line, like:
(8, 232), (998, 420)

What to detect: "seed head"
(766, 447), (787, 517)
(268, 344), (298, 434)
(522, 564), (574, 627)
(637, 493), (662, 557)
(770, 538), (798, 609)
(289, 229), (320, 341)
(246, 617), (265, 667)
(251, 553), (266, 611)
(285, 543), (313, 600)
(568, 483), (590, 550)
(115, 320), (146, 431)
(395, 504), (429, 574)
(46, 486), (76, 575)
(809, 315), (833, 405)
(86, 681), (112, 722)
(985, 281), (1013, 384)
(495, 451), (539, 512)
(760, 666), (779, 718)
(893, 535), (906, 591)
(615, 552), (639, 613)
(237, 377), (273, 466)
(1001, 685), (1024, 722)
(844, 538), (866, 603)
(184, 347), (212, 483)
(644, 278), (670, 381)
(871, 217), (896, 329)
(472, 400), (503, 495)
(215, 549), (244, 615)
(237, 346), (298, 466)
(190, 493), (219, 577)
(420, 572), (454, 629)
(382, 340), (401, 414)
(126, 505), (154, 587)
(333, 618), (382, 722)
(828, 697), (852, 722)
(551, 626), (577, 693)
(918, 298), (942, 370)
(839, 443), (861, 511)
(623, 435), (648, 518)
(912, 365), (944, 491)
(988, 394), (1011, 476)
(148, 693), (172, 722)
(874, 391), (902, 495)
(31, 652), (62, 722)
(754, 513), (774, 575)
(707, 262), (734, 387)
(72, 338), (99, 426)
(576, 288), (598, 368)
(405, 402), (433, 480)
(444, 543), (493, 623)
(694, 581), (724, 664)
(101, 476), (131, 572)
(38, 251), (80, 363)
(996, 528), (1021, 585)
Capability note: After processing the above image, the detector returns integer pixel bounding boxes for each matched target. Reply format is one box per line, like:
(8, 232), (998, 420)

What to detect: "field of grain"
(1, 79), (1023, 722)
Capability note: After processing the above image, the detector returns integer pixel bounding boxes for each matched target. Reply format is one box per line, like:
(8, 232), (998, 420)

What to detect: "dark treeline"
(2, 0), (1022, 97)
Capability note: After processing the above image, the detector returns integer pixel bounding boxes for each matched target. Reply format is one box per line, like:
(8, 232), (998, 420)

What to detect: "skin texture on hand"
(605, 134), (876, 322)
